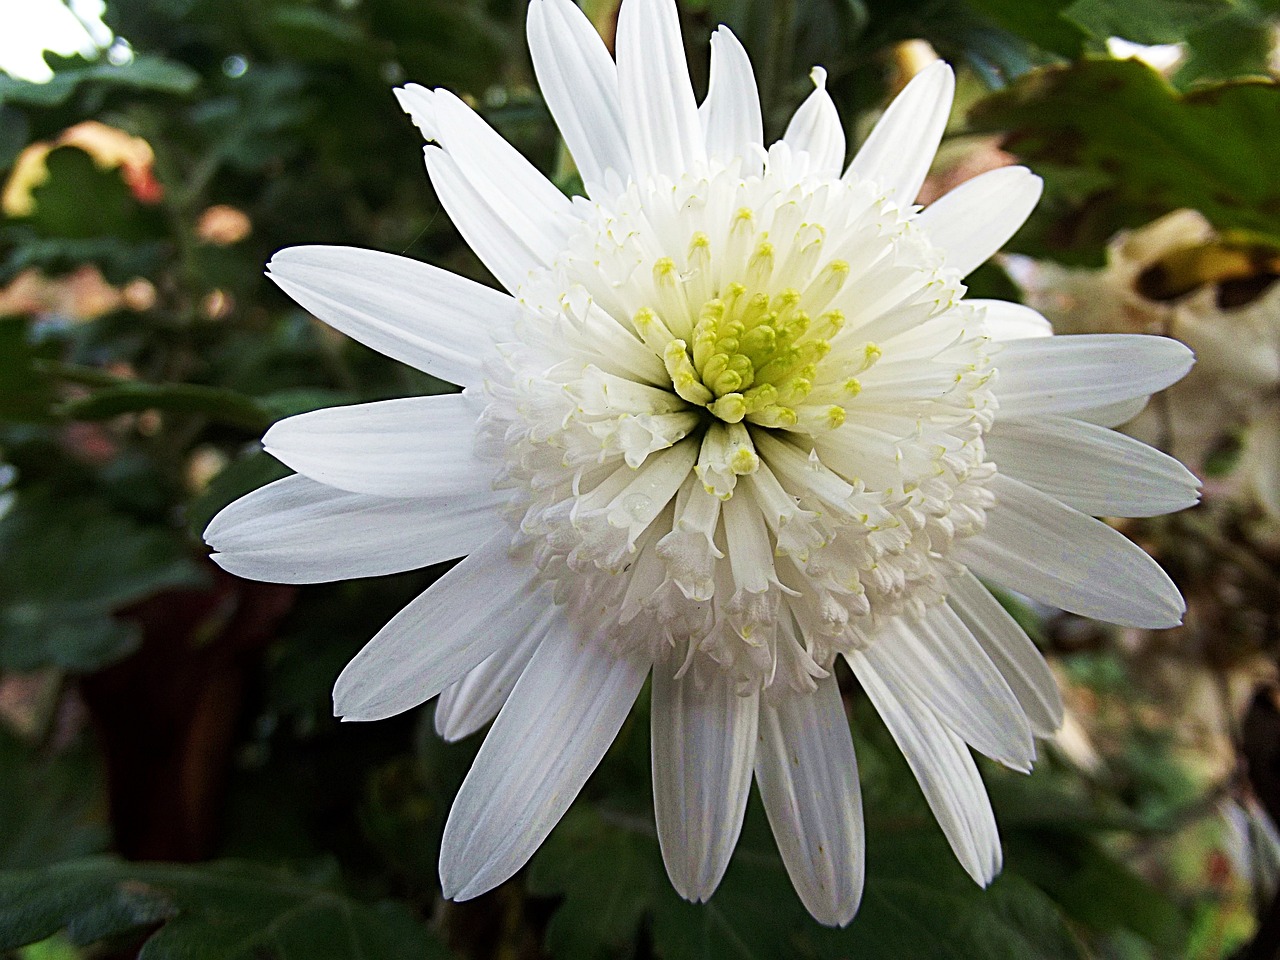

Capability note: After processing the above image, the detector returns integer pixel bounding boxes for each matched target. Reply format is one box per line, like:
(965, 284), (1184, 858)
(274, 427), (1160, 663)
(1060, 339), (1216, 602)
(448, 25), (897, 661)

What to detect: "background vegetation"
(1, 0), (1279, 957)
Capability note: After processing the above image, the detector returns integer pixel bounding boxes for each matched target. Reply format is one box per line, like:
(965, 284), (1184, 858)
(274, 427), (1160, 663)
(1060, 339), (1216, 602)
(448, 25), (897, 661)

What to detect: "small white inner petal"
(485, 154), (999, 691)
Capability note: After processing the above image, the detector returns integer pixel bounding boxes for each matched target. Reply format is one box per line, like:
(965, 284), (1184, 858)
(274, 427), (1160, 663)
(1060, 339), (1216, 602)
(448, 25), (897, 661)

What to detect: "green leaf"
(530, 798), (1090, 960)
(815, 833), (1088, 959)
(0, 858), (451, 959)
(963, 0), (1089, 59)
(0, 55), (199, 108)
(59, 382), (271, 432)
(1176, 10), (1276, 87)
(969, 60), (1280, 259)
(0, 318), (55, 424)
(1062, 0), (1231, 45)
(0, 728), (108, 871)
(0, 489), (206, 672)
(1005, 829), (1190, 950)
(528, 808), (657, 960)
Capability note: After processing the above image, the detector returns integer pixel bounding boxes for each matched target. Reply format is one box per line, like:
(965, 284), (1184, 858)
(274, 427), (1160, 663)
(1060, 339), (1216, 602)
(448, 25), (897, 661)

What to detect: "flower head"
(205, 0), (1199, 926)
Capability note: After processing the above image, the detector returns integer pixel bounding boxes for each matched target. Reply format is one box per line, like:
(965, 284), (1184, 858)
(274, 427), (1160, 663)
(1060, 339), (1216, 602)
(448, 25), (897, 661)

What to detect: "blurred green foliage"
(0, 0), (1276, 957)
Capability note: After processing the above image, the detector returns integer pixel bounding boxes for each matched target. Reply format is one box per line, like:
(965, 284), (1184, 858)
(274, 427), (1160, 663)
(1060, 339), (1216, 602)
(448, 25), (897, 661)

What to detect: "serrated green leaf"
(0, 489), (206, 672)
(1063, 0), (1231, 45)
(1176, 10), (1276, 87)
(528, 808), (657, 960)
(819, 833), (1089, 959)
(0, 858), (451, 960)
(969, 60), (1280, 259)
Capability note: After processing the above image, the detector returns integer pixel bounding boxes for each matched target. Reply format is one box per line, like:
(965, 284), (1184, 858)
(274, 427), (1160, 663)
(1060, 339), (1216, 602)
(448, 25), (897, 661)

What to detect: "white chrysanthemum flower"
(205, 0), (1199, 926)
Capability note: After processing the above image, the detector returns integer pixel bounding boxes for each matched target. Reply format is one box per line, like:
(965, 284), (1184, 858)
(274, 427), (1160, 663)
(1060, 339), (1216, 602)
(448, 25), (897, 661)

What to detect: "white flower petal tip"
(846, 60), (954, 203)
(917, 166), (1043, 277)
(265, 245), (515, 386)
(438, 627), (649, 901)
(756, 678), (864, 928)
(331, 535), (548, 723)
(393, 83), (438, 140)
(993, 334), (1195, 418)
(652, 667), (758, 903)
(960, 474), (1187, 630)
(700, 26), (763, 170)
(203, 474), (499, 584)
(781, 65), (845, 178)
(261, 394), (487, 498)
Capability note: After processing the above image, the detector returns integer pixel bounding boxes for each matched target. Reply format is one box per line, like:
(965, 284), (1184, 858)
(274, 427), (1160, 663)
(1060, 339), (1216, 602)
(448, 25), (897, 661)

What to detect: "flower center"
(478, 155), (998, 692)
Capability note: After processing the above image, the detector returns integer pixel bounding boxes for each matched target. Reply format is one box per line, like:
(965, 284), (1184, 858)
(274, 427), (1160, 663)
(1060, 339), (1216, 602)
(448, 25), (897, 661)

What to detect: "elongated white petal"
(1072, 395), (1149, 428)
(917, 166), (1042, 277)
(527, 0), (631, 197)
(699, 26), (764, 172)
(850, 653), (1001, 885)
(424, 147), (545, 294)
(205, 475), (501, 584)
(652, 666), (758, 903)
(946, 570), (1063, 738)
(264, 393), (490, 498)
(865, 609), (1034, 771)
(755, 676), (864, 927)
(439, 623), (649, 900)
(333, 535), (552, 721)
(782, 67), (845, 179)
(617, 0), (705, 181)
(973, 299), (1053, 341)
(397, 84), (575, 242)
(992, 334), (1194, 418)
(987, 415), (1201, 518)
(434, 616), (549, 741)
(956, 473), (1185, 628)
(845, 61), (953, 203)
(268, 246), (514, 386)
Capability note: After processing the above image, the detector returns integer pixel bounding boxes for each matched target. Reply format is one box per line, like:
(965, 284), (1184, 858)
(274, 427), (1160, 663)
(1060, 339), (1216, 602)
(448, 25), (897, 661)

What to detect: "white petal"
(616, 0), (705, 181)
(916, 166), (1042, 277)
(434, 617), (548, 741)
(849, 653), (1001, 885)
(527, 0), (631, 198)
(946, 570), (1063, 738)
(651, 666), (758, 903)
(865, 608), (1035, 771)
(1072, 395), (1150, 428)
(844, 61), (954, 204)
(263, 393), (490, 498)
(992, 334), (1194, 418)
(267, 246), (515, 386)
(956, 473), (1185, 628)
(699, 26), (764, 172)
(973, 299), (1053, 341)
(755, 676), (864, 927)
(205, 474), (501, 584)
(782, 67), (845, 179)
(333, 534), (552, 721)
(439, 621), (649, 900)
(424, 147), (546, 294)
(397, 84), (576, 240)
(986, 415), (1200, 518)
